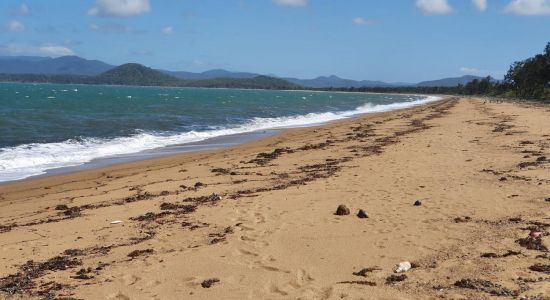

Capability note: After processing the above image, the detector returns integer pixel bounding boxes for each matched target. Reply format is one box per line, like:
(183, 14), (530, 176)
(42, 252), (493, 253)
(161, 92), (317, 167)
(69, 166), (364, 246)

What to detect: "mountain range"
(0, 55), (484, 88)
(0, 63), (302, 90)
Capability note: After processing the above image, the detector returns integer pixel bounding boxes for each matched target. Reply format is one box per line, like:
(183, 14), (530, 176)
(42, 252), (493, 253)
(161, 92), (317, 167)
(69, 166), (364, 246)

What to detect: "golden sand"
(1, 97), (549, 299)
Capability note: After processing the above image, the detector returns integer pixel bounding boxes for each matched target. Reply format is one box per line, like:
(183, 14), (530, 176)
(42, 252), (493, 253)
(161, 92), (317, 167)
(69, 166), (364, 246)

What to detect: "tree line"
(316, 42), (550, 102)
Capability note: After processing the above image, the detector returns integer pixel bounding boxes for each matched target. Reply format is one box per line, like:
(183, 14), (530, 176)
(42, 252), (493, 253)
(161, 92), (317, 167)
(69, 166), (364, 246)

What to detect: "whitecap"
(0, 96), (440, 182)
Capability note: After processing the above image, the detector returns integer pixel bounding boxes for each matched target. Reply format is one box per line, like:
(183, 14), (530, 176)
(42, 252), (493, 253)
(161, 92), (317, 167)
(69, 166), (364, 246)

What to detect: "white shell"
(394, 261), (412, 273)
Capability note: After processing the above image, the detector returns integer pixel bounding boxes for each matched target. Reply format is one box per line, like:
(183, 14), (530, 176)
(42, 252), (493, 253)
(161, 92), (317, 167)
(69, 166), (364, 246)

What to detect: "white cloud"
(88, 0), (150, 17)
(38, 45), (75, 56)
(472, 0), (487, 11)
(273, 0), (308, 7)
(6, 20), (25, 32)
(505, 0), (550, 15)
(416, 0), (453, 14)
(460, 67), (479, 73)
(18, 3), (29, 15)
(0, 43), (75, 57)
(162, 26), (173, 34)
(193, 59), (205, 66)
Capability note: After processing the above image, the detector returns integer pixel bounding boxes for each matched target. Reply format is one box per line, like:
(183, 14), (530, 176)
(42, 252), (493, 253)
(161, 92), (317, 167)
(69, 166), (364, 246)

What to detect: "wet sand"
(0, 97), (549, 299)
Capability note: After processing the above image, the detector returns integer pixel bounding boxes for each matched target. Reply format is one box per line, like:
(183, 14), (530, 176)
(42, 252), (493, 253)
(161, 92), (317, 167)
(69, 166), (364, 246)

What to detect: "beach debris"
(248, 147), (294, 165)
(0, 256), (82, 295)
(481, 250), (521, 258)
(394, 261), (412, 273)
(453, 279), (518, 297)
(211, 168), (230, 175)
(201, 278), (220, 288)
(353, 267), (380, 277)
(529, 264), (550, 274)
(63, 207), (81, 217)
(211, 193), (223, 201)
(337, 280), (376, 286)
(335, 205), (350, 216)
(454, 216), (471, 223)
(517, 236), (548, 251)
(386, 274), (407, 284)
(110, 220), (124, 225)
(63, 249), (85, 256)
(54, 204), (69, 211)
(357, 209), (369, 219)
(71, 268), (94, 280)
(413, 200), (422, 206)
(530, 231), (544, 239)
(127, 249), (154, 259)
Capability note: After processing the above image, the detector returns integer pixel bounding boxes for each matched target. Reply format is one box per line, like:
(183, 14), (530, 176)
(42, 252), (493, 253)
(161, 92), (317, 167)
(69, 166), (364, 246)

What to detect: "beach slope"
(1, 97), (549, 299)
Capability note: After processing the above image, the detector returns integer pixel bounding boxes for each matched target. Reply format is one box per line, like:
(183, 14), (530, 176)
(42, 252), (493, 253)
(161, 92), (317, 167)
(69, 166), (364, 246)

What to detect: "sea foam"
(0, 95), (440, 182)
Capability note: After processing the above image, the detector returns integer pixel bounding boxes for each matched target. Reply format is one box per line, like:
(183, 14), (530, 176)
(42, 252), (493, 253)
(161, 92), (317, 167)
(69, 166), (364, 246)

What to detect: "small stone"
(357, 209), (369, 218)
(413, 200), (422, 206)
(335, 205), (350, 216)
(201, 278), (220, 288)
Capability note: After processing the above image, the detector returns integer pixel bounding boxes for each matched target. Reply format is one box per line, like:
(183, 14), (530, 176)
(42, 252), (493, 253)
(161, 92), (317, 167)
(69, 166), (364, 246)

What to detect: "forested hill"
(0, 63), (301, 90)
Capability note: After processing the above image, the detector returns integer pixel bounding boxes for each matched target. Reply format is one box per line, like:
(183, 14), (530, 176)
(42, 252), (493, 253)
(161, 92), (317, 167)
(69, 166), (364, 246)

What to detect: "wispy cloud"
(90, 23), (145, 34)
(416, 0), (453, 15)
(472, 0), (488, 11)
(505, 0), (550, 15)
(273, 0), (308, 7)
(6, 20), (25, 32)
(162, 26), (174, 35)
(460, 67), (480, 73)
(17, 3), (29, 16)
(0, 43), (75, 57)
(90, 23), (129, 33)
(88, 0), (150, 17)
(352, 17), (376, 26)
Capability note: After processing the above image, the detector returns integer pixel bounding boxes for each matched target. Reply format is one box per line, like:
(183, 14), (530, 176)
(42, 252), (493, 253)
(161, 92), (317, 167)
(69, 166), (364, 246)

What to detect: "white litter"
(110, 220), (124, 225)
(394, 261), (412, 273)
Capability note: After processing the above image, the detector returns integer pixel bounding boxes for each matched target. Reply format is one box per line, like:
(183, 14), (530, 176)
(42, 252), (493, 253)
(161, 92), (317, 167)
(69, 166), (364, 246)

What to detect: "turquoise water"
(0, 83), (437, 181)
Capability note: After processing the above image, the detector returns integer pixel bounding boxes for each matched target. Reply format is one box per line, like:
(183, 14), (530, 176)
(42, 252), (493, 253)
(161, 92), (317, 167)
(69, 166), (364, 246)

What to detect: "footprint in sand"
(235, 248), (260, 257)
(122, 274), (141, 286)
(288, 269), (315, 288)
(107, 292), (131, 300)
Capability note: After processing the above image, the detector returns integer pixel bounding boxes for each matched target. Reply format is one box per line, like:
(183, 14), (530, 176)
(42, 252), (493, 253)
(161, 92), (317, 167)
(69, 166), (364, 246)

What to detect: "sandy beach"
(1, 97), (549, 299)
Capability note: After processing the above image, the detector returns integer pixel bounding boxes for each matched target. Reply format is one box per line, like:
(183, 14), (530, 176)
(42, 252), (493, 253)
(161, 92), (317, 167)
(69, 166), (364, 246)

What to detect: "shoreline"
(1, 97), (548, 299)
(0, 93), (442, 184)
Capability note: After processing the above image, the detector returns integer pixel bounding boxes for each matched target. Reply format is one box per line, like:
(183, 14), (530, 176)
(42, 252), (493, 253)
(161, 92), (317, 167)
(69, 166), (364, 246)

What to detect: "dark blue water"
(0, 83), (437, 181)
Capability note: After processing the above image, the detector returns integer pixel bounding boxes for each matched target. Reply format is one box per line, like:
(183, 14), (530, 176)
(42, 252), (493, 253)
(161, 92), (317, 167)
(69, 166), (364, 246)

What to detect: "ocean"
(0, 83), (439, 182)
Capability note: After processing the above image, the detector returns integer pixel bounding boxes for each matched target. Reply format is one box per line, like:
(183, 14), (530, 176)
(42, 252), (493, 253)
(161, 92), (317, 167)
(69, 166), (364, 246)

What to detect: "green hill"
(96, 63), (183, 86)
(0, 63), (300, 90)
(192, 75), (301, 89)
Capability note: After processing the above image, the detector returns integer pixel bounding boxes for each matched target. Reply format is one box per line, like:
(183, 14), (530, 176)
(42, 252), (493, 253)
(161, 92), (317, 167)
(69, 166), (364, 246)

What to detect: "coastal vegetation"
(322, 42), (550, 102)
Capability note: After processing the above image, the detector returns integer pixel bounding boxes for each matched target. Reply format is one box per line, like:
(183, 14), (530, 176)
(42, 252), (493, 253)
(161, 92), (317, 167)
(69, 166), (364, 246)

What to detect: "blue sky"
(0, 0), (549, 82)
